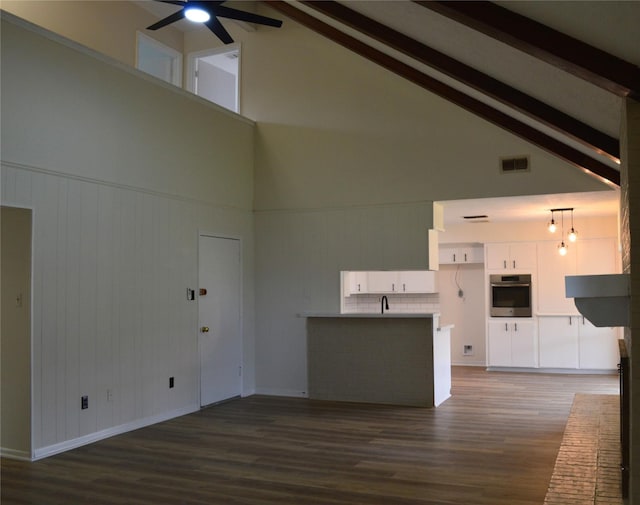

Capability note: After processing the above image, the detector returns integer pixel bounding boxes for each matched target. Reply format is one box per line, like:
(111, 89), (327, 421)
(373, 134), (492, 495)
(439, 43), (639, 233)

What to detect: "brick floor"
(544, 394), (622, 505)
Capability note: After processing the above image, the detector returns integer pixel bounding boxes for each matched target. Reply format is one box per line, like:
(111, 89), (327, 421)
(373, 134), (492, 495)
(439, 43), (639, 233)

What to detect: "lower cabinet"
(487, 319), (537, 368)
(538, 317), (579, 368)
(538, 316), (619, 370)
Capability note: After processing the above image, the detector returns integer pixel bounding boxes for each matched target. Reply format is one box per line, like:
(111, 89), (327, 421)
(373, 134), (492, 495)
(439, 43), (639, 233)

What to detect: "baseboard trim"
(254, 388), (309, 398)
(487, 366), (617, 374)
(0, 447), (32, 461)
(32, 404), (199, 461)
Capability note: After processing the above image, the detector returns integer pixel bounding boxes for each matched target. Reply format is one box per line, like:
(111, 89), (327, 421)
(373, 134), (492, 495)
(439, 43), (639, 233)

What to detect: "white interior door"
(188, 45), (240, 112)
(198, 235), (242, 406)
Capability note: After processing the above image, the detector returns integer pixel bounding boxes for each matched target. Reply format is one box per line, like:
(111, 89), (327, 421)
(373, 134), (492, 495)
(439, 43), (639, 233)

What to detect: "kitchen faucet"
(381, 295), (389, 314)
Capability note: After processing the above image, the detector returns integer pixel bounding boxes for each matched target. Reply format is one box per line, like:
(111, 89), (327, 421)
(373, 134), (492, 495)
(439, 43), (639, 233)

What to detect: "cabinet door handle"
(453, 253), (456, 262)
(582, 316), (585, 325)
(392, 283), (395, 292)
(569, 316), (572, 325)
(464, 253), (467, 262)
(503, 260), (507, 269)
(513, 260), (516, 268)
(514, 323), (518, 332)
(403, 283), (406, 292)
(357, 283), (361, 292)
(505, 323), (508, 331)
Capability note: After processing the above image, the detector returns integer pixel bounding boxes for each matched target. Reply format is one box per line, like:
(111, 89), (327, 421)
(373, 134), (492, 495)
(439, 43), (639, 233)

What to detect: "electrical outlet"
(169, 377), (174, 388)
(106, 389), (113, 402)
(81, 395), (88, 410)
(463, 345), (474, 356)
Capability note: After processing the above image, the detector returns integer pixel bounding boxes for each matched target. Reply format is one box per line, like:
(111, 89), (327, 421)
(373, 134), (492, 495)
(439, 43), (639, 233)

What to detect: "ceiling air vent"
(463, 215), (489, 223)
(500, 156), (530, 173)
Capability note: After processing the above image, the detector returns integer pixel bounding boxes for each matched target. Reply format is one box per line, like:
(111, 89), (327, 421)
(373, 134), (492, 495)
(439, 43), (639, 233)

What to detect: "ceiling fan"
(147, 1), (283, 44)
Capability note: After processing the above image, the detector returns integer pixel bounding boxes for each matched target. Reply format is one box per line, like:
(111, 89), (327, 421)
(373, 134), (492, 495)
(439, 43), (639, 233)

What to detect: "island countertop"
(300, 312), (439, 318)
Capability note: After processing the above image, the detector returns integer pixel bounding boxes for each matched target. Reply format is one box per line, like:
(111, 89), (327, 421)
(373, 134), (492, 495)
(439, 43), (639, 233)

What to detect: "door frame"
(197, 232), (244, 406)
(186, 43), (241, 113)
(135, 31), (183, 87)
(1, 204), (35, 461)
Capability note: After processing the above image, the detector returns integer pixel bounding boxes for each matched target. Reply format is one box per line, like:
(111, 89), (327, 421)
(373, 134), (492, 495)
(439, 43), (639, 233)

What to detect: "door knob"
(200, 326), (210, 333)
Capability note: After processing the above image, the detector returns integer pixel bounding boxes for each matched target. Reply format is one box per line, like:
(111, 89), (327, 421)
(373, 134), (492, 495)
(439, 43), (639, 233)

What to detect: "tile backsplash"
(343, 293), (440, 314)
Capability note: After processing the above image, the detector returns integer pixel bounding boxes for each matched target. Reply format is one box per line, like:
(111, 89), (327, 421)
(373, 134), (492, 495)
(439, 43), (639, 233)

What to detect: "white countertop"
(301, 312), (439, 318)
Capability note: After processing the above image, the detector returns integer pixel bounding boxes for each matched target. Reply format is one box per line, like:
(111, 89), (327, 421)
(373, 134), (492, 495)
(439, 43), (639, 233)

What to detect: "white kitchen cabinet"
(344, 271), (368, 295)
(439, 243), (484, 265)
(538, 315), (619, 370)
(538, 316), (579, 368)
(536, 241), (577, 314)
(367, 271), (400, 293)
(579, 320), (619, 370)
(537, 238), (618, 314)
(398, 271), (437, 293)
(486, 242), (536, 271)
(366, 271), (437, 293)
(487, 319), (537, 368)
(576, 237), (618, 275)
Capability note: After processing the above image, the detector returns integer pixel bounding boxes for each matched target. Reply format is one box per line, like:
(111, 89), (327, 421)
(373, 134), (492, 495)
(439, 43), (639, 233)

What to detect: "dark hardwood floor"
(1, 367), (619, 505)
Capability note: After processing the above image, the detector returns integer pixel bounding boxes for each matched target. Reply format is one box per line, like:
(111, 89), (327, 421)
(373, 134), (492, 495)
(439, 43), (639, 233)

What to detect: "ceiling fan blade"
(204, 17), (234, 44)
(213, 5), (283, 27)
(155, 0), (187, 5)
(147, 10), (186, 30)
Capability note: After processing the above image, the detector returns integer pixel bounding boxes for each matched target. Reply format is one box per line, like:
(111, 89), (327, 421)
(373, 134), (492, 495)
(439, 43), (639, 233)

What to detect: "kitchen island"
(303, 313), (452, 407)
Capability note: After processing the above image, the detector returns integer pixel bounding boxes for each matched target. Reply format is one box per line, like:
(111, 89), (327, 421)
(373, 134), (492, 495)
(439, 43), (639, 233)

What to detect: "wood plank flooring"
(1, 367), (619, 505)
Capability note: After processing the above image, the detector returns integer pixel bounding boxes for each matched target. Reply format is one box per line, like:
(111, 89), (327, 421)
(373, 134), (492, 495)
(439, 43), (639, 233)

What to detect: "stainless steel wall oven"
(490, 274), (532, 317)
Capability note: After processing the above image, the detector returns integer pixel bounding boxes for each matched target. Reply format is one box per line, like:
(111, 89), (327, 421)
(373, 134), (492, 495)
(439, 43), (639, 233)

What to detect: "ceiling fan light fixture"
(185, 7), (211, 23)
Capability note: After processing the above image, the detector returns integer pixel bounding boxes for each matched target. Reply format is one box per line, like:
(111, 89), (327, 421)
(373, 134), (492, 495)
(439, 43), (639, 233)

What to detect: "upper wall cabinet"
(536, 237), (618, 314)
(368, 271), (437, 293)
(343, 271), (368, 296)
(398, 271), (437, 293)
(439, 243), (484, 265)
(343, 271), (437, 295)
(485, 242), (537, 271)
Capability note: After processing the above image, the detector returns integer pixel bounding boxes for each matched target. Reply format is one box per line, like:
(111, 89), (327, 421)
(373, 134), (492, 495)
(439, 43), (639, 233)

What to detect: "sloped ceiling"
(263, 0), (640, 188)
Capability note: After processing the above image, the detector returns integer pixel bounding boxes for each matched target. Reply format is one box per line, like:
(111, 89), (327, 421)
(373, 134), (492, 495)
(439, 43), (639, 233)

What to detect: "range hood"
(565, 274), (630, 327)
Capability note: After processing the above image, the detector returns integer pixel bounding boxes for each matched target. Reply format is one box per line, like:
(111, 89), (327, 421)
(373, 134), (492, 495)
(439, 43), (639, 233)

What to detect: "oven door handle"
(490, 283), (531, 287)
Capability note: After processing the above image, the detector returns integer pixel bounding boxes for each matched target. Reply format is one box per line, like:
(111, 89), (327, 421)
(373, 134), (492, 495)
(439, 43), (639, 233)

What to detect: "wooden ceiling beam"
(303, 0), (619, 162)
(415, 0), (640, 99)
(264, 1), (619, 187)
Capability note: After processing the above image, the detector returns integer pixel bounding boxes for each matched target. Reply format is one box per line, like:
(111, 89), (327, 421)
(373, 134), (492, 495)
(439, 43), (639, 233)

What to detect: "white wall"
(1, 0), (184, 68)
(241, 5), (609, 211)
(1, 16), (255, 458)
(438, 264), (486, 366)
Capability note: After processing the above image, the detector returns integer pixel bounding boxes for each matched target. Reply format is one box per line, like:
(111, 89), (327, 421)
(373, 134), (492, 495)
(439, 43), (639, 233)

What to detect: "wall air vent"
(463, 215), (489, 223)
(500, 156), (530, 173)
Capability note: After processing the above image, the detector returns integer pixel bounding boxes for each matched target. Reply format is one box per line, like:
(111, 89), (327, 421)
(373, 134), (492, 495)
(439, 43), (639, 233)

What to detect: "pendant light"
(548, 210), (556, 233)
(568, 208), (578, 242)
(547, 207), (577, 255)
(558, 210), (568, 255)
